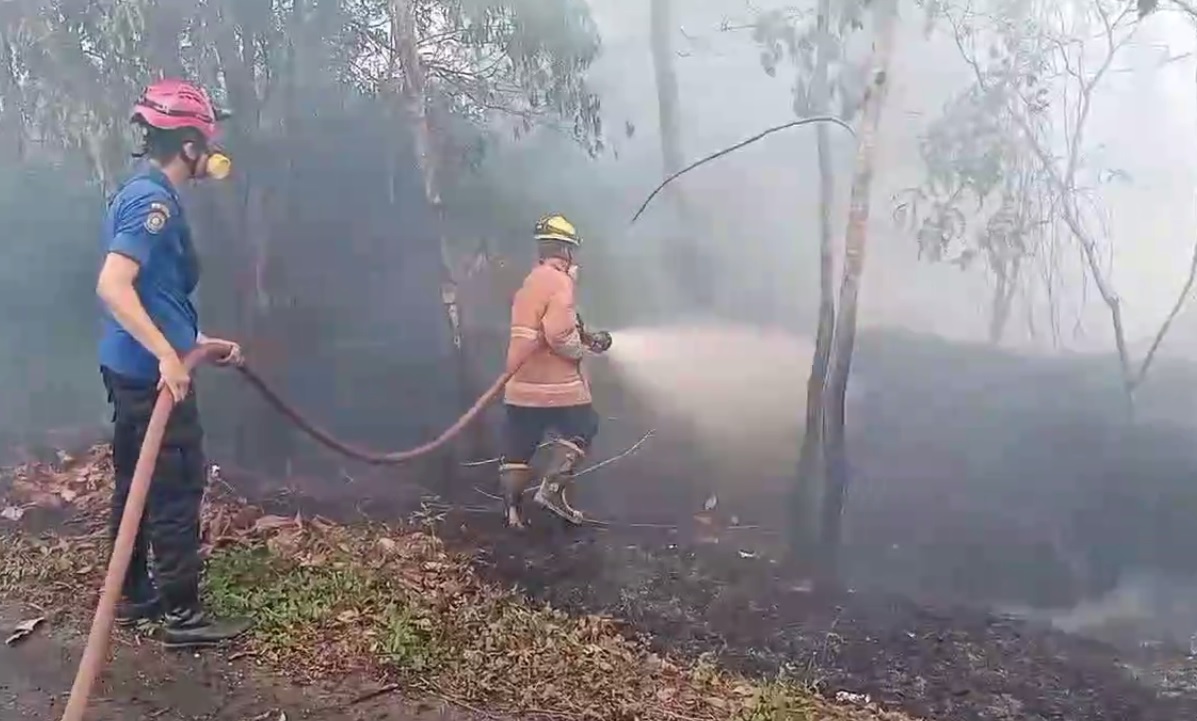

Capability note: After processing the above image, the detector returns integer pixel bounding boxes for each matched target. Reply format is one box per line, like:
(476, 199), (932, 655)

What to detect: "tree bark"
(649, 0), (712, 307)
(817, 0), (898, 593)
(650, 0), (684, 180)
(0, 29), (24, 162)
(790, 0), (837, 565)
(987, 259), (1019, 345)
(146, 2), (186, 77)
(392, 0), (480, 460)
(212, 11), (288, 469)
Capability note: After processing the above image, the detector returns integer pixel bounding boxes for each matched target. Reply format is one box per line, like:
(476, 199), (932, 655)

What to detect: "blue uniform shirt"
(98, 165), (200, 380)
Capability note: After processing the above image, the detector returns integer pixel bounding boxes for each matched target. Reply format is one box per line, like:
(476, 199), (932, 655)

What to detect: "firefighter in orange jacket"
(499, 214), (612, 528)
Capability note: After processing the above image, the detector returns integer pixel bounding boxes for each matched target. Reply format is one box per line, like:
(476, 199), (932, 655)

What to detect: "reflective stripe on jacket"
(503, 260), (592, 407)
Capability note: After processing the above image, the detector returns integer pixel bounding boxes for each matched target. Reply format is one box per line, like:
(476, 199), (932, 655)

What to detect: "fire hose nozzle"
(587, 330), (612, 354)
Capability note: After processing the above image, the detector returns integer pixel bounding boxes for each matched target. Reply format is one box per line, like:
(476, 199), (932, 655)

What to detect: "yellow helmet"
(533, 214), (582, 246)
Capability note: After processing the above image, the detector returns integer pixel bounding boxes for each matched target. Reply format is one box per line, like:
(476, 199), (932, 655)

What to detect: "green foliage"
(316, 0), (603, 151)
(2, 0), (604, 176)
(893, 81), (1049, 270)
(750, 0), (872, 120)
(205, 543), (442, 670)
(894, 0), (1065, 314)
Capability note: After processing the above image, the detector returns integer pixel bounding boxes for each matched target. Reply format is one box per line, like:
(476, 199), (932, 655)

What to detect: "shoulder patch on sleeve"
(143, 201), (171, 235)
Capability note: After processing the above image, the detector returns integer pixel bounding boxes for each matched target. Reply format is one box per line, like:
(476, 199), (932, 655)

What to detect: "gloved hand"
(576, 314), (611, 354)
(584, 330), (612, 354)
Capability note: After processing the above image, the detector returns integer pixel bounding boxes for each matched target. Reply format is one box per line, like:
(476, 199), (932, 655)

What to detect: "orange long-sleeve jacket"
(503, 259), (591, 407)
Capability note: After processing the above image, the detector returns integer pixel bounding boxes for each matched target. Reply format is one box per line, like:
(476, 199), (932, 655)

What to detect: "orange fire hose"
(60, 342), (529, 721)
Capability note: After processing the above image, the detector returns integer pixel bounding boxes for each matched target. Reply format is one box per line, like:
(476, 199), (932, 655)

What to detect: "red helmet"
(131, 78), (230, 143)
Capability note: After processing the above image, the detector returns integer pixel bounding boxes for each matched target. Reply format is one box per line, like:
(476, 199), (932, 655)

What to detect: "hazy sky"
(579, 1), (1197, 356)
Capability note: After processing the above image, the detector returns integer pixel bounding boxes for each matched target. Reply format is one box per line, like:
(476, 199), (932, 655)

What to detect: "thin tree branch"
(630, 116), (856, 223)
(1134, 236), (1197, 387)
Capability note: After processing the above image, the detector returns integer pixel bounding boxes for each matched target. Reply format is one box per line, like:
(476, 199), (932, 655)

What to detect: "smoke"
(1002, 571), (1197, 652)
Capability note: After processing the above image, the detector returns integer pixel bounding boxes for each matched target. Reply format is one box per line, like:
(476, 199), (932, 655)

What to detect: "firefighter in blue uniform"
(96, 78), (247, 649)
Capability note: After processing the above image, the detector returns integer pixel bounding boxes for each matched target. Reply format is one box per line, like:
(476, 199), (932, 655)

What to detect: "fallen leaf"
(5, 616), (46, 646)
(1, 506), (25, 522)
(252, 515), (295, 532)
(59, 488), (79, 503)
(835, 690), (871, 705)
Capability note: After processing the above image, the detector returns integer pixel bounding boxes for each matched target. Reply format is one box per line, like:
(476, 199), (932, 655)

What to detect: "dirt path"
(0, 602), (482, 721)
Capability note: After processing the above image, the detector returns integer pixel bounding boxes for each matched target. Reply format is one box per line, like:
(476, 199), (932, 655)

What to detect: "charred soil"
(10, 330), (1197, 721)
(428, 485), (1197, 721)
(229, 445), (1197, 721)
(213, 327), (1197, 721)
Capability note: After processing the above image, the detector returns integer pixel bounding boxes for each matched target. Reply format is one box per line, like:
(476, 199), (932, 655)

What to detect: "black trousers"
(501, 403), (599, 464)
(102, 367), (206, 610)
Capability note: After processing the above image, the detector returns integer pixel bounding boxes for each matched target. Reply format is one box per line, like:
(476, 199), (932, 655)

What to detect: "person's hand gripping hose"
(585, 330), (612, 354)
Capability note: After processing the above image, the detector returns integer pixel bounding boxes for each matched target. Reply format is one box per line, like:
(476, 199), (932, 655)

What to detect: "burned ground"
(209, 329), (1197, 721)
(9, 329), (1197, 721)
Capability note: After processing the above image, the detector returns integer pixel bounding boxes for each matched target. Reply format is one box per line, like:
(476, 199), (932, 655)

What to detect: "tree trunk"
(790, 0), (836, 566)
(817, 0), (898, 593)
(987, 260), (1019, 345)
(212, 14), (287, 470)
(392, 0), (480, 462)
(651, 0), (684, 179)
(146, 2), (186, 77)
(0, 29), (25, 162)
(649, 0), (711, 308)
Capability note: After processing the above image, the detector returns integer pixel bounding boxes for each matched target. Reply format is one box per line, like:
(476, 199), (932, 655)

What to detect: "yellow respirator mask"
(206, 152), (232, 180)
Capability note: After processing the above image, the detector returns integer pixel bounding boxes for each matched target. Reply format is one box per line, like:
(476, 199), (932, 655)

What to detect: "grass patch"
(204, 545), (441, 673)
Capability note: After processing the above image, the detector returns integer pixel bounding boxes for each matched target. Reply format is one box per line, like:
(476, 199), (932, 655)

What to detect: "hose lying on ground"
(60, 342), (530, 721)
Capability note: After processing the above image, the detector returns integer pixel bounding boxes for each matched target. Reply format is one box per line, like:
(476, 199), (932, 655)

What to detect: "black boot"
(160, 604), (253, 650)
(114, 536), (160, 627)
(116, 593), (162, 627)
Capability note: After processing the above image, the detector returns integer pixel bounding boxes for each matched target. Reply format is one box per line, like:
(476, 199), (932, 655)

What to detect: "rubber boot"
(115, 557), (162, 627)
(161, 605), (253, 650)
(116, 593), (162, 627)
(533, 439), (585, 525)
(160, 581), (252, 650)
(499, 462), (534, 529)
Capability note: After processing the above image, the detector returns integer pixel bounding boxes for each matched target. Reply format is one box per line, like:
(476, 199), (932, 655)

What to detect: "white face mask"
(567, 264), (579, 282)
